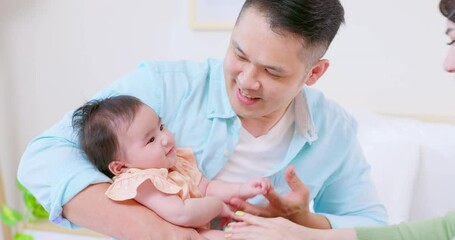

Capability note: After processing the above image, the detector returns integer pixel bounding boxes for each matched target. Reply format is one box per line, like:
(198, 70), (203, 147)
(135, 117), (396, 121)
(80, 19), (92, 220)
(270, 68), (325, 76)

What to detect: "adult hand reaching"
(224, 211), (357, 240)
(229, 166), (331, 229)
(224, 211), (312, 240)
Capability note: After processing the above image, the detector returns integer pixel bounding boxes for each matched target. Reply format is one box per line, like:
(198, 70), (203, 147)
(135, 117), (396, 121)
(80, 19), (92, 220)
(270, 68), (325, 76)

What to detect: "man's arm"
(16, 65), (207, 238)
(64, 183), (206, 240)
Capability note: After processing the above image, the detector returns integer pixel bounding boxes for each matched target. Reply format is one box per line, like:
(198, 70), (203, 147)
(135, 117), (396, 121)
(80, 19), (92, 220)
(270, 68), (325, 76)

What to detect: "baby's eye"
(160, 124), (164, 131)
(447, 40), (455, 45)
(148, 136), (155, 143)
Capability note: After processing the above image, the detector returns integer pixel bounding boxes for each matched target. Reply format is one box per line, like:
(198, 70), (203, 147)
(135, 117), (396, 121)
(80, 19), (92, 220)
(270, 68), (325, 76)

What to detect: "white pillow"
(408, 123), (455, 221)
(351, 110), (421, 224)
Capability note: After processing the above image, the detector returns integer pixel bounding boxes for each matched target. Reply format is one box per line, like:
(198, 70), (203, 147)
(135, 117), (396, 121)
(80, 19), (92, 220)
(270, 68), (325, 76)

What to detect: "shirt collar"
(294, 89), (318, 143)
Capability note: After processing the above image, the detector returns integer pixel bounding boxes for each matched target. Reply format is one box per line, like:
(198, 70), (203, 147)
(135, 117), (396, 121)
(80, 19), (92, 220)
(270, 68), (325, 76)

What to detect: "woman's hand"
(224, 211), (358, 240)
(224, 211), (318, 240)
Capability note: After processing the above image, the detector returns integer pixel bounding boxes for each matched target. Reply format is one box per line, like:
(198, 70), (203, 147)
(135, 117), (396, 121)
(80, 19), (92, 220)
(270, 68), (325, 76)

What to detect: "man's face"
(223, 8), (315, 126)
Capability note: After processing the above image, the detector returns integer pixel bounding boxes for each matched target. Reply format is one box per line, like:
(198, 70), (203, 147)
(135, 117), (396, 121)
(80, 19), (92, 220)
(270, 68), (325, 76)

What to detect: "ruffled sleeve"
(174, 148), (203, 187)
(105, 149), (204, 201)
(105, 168), (181, 201)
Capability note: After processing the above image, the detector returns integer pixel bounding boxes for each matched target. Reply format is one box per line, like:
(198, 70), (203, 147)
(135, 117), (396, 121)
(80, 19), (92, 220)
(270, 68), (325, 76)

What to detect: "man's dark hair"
(72, 95), (143, 178)
(237, 0), (345, 62)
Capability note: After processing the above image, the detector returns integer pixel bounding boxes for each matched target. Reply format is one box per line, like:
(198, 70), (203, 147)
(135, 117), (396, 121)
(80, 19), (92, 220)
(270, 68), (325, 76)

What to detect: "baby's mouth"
(166, 147), (175, 157)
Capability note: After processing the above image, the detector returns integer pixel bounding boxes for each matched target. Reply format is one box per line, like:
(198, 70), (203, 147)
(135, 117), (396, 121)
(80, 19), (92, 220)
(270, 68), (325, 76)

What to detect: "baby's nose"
(161, 134), (169, 146)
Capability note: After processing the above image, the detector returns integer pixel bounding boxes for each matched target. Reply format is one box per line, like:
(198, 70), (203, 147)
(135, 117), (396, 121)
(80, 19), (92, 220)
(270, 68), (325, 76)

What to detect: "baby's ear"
(108, 160), (127, 175)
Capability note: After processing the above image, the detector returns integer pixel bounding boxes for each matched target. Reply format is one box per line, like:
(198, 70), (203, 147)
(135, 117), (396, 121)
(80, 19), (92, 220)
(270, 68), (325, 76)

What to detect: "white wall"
(319, 0), (455, 117)
(1, 0), (454, 216)
(0, 0), (20, 210)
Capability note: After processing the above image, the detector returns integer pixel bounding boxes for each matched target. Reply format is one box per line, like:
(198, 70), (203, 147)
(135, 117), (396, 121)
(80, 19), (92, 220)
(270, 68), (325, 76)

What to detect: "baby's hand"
(219, 203), (235, 218)
(239, 178), (273, 199)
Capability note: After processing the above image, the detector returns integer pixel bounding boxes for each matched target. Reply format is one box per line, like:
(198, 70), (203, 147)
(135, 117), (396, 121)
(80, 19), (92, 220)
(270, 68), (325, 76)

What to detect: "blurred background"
(1, 0), (454, 232)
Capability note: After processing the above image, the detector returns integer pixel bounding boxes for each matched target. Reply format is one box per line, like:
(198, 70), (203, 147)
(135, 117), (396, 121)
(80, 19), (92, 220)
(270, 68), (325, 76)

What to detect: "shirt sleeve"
(313, 112), (388, 228)
(17, 112), (112, 228)
(355, 212), (455, 240)
(16, 64), (160, 228)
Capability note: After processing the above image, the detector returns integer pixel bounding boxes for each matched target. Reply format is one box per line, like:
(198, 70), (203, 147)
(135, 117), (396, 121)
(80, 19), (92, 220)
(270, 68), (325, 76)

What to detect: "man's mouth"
(239, 89), (258, 100)
(237, 88), (259, 105)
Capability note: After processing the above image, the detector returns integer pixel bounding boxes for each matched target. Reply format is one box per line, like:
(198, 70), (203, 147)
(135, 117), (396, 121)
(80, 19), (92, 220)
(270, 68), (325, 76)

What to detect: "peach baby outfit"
(106, 148), (203, 201)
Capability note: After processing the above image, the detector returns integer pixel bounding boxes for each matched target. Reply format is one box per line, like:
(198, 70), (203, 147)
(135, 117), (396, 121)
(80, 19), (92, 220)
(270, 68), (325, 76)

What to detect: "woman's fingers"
(231, 211), (287, 228)
(225, 221), (280, 240)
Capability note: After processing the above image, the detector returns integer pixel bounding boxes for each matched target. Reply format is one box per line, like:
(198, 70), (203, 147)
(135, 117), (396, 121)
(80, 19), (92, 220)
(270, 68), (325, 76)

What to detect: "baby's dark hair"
(72, 95), (144, 178)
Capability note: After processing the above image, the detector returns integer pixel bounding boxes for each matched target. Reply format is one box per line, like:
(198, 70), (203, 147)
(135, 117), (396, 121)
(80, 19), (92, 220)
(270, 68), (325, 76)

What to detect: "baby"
(72, 95), (272, 239)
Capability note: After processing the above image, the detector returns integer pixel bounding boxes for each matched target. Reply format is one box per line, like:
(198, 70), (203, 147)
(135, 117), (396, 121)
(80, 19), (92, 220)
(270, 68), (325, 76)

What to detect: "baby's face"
(117, 104), (177, 170)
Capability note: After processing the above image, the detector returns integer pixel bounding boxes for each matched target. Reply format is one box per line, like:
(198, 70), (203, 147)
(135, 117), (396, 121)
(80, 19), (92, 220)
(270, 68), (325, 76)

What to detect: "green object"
(14, 233), (34, 240)
(15, 180), (28, 193)
(17, 180), (49, 219)
(23, 191), (49, 219)
(356, 212), (455, 240)
(1, 205), (24, 226)
(0, 179), (50, 240)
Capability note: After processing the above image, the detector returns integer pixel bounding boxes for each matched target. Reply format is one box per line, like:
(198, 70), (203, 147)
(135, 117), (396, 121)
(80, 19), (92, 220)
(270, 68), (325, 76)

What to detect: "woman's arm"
(355, 212), (455, 240)
(134, 180), (226, 228)
(63, 183), (207, 240)
(226, 211), (455, 240)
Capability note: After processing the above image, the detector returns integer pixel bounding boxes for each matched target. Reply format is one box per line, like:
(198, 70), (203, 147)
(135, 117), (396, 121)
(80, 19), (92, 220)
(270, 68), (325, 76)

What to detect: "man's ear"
(108, 160), (127, 176)
(305, 59), (330, 86)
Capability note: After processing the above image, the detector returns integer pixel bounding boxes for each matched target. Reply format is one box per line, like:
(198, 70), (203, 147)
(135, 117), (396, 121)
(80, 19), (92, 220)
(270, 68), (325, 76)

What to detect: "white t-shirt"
(214, 102), (295, 182)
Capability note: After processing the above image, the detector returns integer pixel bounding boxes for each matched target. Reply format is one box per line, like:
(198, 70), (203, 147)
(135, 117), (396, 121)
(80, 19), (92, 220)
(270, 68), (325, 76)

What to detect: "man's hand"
(229, 166), (331, 229)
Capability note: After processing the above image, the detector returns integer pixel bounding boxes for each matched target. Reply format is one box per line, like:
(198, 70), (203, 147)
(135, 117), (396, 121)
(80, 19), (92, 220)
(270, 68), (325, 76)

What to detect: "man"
(222, 1), (455, 239)
(17, 0), (387, 239)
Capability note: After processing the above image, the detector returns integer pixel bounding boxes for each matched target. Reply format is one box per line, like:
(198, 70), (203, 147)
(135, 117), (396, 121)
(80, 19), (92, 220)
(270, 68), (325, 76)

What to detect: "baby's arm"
(134, 179), (225, 228)
(203, 177), (272, 203)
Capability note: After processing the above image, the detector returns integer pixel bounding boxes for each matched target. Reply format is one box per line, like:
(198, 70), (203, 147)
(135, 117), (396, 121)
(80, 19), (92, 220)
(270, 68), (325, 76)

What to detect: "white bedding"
(349, 109), (455, 223)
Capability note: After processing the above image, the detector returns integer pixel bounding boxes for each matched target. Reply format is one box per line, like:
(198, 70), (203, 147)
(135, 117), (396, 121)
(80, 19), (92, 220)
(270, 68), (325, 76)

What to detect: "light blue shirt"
(17, 59), (387, 229)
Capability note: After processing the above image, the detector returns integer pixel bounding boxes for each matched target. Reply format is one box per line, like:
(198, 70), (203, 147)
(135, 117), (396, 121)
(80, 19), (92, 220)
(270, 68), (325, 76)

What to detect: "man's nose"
(238, 65), (260, 90)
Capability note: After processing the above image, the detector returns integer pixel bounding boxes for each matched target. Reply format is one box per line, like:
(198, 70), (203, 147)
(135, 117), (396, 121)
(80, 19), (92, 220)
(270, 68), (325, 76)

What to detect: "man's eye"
(160, 124), (164, 131)
(148, 137), (155, 143)
(235, 52), (247, 61)
(447, 40), (455, 45)
(266, 69), (281, 78)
